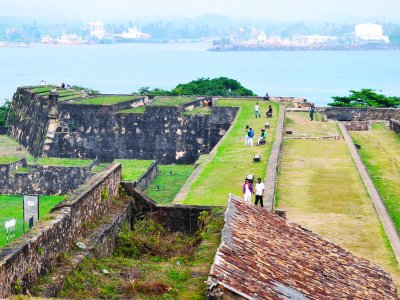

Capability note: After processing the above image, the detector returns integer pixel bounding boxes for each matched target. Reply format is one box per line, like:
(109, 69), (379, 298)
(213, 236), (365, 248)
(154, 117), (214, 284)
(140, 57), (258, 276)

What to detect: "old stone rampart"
(0, 159), (93, 195)
(323, 107), (400, 121)
(0, 163), (121, 297)
(7, 87), (57, 157)
(0, 127), (9, 135)
(390, 119), (400, 134)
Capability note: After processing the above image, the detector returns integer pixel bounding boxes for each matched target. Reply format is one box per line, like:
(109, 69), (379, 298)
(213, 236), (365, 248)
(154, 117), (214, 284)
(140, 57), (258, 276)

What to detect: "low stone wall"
(264, 104), (285, 211)
(0, 161), (93, 195)
(120, 160), (159, 192)
(111, 96), (148, 111)
(323, 107), (400, 121)
(344, 121), (369, 131)
(123, 186), (218, 234)
(0, 163), (121, 297)
(390, 119), (400, 134)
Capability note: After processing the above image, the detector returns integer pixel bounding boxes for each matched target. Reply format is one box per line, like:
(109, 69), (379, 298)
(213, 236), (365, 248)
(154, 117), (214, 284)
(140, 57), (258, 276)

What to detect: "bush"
(0, 100), (10, 126)
(328, 89), (400, 107)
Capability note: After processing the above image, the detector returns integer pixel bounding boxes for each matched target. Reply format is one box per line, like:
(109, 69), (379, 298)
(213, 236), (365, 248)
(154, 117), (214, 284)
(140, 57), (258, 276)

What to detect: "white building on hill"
(355, 23), (389, 43)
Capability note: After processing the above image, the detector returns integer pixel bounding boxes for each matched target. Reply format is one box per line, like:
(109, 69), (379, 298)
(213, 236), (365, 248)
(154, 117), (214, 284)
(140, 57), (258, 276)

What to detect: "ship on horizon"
(114, 27), (151, 43)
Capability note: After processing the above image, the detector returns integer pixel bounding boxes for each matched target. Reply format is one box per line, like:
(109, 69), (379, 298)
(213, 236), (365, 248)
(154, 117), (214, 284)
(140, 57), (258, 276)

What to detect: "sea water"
(0, 42), (399, 106)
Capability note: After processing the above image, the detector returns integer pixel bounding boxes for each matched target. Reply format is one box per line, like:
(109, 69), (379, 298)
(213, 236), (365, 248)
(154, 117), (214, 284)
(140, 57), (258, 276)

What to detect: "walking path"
(264, 104), (285, 211)
(339, 122), (400, 264)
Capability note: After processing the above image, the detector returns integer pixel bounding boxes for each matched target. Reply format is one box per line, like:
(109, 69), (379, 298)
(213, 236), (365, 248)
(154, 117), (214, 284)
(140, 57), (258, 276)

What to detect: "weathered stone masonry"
(390, 119), (400, 134)
(323, 107), (400, 121)
(8, 88), (238, 164)
(0, 163), (121, 297)
(0, 158), (94, 195)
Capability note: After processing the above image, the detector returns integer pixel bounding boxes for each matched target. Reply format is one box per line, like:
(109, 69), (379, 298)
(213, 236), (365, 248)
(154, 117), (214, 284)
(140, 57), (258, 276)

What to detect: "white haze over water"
(1, 0), (399, 22)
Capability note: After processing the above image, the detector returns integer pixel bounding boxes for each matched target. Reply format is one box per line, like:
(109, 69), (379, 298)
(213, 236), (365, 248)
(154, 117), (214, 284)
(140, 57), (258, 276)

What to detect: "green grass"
(119, 106), (147, 114)
(116, 159), (155, 182)
(33, 158), (93, 167)
(350, 124), (400, 236)
(0, 136), (34, 162)
(151, 97), (196, 107)
(0, 195), (65, 248)
(15, 167), (30, 173)
(91, 163), (110, 173)
(180, 99), (279, 206)
(145, 165), (194, 205)
(183, 106), (212, 115)
(0, 156), (20, 164)
(276, 112), (400, 288)
(76, 95), (136, 105)
(30, 86), (54, 93)
(57, 209), (224, 299)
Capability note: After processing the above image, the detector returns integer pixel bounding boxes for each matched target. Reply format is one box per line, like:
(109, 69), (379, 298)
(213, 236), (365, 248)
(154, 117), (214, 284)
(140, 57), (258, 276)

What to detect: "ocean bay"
(0, 42), (399, 105)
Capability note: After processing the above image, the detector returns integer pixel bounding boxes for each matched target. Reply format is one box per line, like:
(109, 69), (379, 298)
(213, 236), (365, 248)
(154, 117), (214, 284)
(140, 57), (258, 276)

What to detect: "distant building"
(355, 23), (389, 43)
(90, 22), (106, 40)
(292, 35), (338, 46)
(114, 27), (151, 43)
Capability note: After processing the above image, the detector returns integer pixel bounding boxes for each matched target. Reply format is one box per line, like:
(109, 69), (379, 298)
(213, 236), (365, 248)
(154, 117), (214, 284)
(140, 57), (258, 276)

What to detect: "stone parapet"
(0, 163), (121, 297)
(390, 119), (400, 134)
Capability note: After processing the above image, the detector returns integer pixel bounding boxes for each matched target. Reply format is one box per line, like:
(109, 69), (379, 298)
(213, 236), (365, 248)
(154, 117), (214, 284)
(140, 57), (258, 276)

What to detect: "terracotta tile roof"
(209, 197), (398, 300)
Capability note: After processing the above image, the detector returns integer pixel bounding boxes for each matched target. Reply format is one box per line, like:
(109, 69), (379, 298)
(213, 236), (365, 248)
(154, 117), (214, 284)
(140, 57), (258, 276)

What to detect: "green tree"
(133, 77), (255, 97)
(171, 77), (255, 96)
(328, 89), (400, 108)
(0, 100), (10, 126)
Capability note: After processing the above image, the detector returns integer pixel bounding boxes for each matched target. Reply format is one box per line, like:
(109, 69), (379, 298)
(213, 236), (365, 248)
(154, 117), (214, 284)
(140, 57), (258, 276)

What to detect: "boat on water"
(114, 27), (151, 43)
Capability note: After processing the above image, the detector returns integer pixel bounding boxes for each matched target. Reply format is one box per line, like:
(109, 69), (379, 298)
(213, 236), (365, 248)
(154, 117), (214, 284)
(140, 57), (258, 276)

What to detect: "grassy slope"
(116, 159), (155, 182)
(276, 112), (400, 286)
(0, 136), (34, 162)
(76, 95), (135, 105)
(145, 165), (194, 205)
(182, 99), (279, 206)
(350, 124), (400, 234)
(0, 195), (65, 248)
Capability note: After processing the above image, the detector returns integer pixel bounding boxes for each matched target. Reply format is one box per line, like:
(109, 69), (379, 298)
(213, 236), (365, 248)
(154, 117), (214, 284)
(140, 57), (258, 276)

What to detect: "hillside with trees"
(328, 89), (400, 108)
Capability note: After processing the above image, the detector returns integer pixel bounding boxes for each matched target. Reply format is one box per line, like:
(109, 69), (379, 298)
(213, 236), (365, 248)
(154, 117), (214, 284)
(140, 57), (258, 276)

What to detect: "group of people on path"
(254, 102), (273, 118)
(242, 177), (265, 207)
(245, 126), (267, 146)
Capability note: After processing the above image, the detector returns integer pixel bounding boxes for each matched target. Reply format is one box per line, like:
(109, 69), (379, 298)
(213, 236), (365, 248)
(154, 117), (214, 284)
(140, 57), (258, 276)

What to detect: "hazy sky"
(1, 0), (399, 22)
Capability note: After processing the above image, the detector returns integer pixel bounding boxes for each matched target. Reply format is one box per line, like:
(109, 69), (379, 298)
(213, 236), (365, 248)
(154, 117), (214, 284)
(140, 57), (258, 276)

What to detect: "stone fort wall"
(0, 163), (121, 297)
(7, 88), (238, 164)
(0, 157), (94, 195)
(323, 107), (400, 121)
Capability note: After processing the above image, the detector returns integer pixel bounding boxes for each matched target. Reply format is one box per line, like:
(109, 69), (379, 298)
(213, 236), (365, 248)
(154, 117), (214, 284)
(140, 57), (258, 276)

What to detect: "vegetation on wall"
(0, 100), (10, 126)
(133, 77), (256, 97)
(328, 89), (400, 107)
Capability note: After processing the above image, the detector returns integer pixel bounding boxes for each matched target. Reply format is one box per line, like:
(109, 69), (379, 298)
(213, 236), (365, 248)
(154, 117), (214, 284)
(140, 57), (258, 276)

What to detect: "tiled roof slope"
(209, 198), (398, 300)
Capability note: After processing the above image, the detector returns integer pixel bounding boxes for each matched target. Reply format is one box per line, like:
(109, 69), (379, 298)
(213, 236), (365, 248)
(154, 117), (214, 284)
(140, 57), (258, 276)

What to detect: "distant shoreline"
(209, 44), (400, 51)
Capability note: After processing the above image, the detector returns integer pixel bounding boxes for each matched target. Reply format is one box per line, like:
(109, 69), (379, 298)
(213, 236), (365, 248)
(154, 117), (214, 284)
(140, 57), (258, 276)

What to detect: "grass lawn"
(145, 165), (195, 205)
(119, 106), (147, 114)
(91, 163), (110, 173)
(350, 124), (400, 234)
(276, 112), (400, 287)
(56, 210), (224, 299)
(151, 97), (196, 107)
(179, 99), (279, 206)
(116, 159), (155, 182)
(76, 95), (136, 105)
(183, 106), (212, 115)
(0, 194), (65, 248)
(0, 156), (20, 164)
(0, 135), (33, 162)
(33, 158), (93, 167)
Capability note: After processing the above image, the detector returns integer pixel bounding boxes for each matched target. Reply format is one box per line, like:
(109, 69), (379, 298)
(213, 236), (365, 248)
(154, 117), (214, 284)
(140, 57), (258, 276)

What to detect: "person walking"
(242, 179), (254, 204)
(255, 178), (265, 207)
(244, 125), (249, 145)
(254, 102), (261, 118)
(248, 127), (254, 146)
(310, 105), (315, 121)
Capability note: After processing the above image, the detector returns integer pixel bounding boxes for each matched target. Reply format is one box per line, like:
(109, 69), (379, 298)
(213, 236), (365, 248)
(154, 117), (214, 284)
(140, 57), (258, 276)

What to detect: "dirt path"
(339, 122), (400, 264)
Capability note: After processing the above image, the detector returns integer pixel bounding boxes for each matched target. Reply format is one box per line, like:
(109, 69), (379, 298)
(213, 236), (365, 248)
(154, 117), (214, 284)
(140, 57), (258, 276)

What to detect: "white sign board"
(23, 195), (39, 224)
